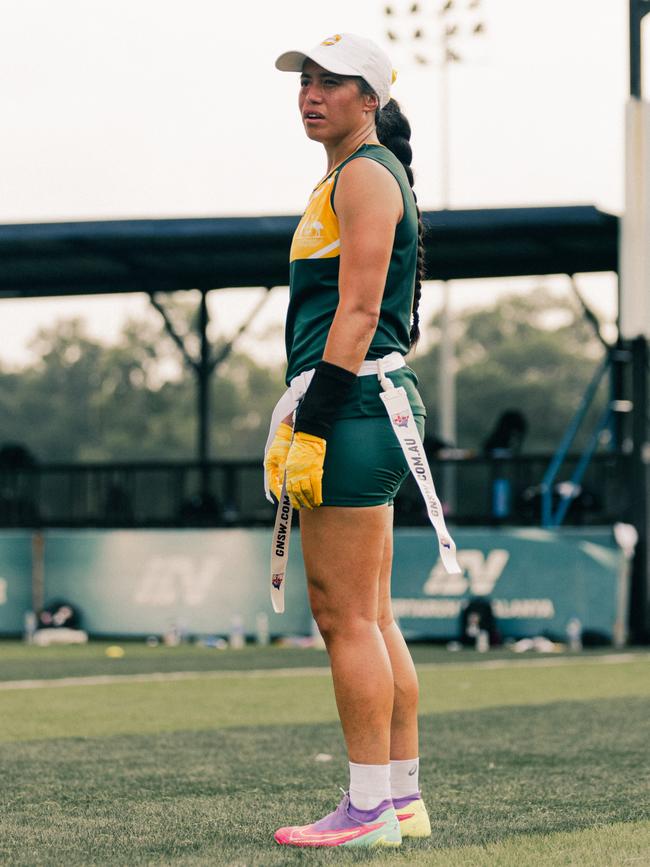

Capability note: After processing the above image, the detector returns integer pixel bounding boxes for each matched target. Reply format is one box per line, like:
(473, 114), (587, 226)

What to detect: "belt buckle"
(377, 357), (396, 391)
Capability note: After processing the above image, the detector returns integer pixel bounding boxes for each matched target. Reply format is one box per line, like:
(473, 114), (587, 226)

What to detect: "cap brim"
(275, 50), (309, 72)
(275, 47), (361, 77)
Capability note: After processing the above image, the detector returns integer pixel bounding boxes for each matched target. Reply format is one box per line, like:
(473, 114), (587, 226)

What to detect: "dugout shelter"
(2, 203), (649, 641)
(0, 203), (617, 468)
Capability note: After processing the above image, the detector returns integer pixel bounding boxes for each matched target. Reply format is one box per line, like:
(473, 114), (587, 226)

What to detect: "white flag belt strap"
(267, 351), (405, 613)
(376, 358), (461, 576)
(270, 483), (292, 614)
(263, 351), (406, 501)
(268, 352), (461, 614)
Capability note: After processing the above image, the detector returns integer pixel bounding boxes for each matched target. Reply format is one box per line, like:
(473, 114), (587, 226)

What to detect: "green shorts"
(321, 414), (426, 507)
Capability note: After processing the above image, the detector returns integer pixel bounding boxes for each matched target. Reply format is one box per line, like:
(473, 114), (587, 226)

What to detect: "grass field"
(1, 642), (649, 866)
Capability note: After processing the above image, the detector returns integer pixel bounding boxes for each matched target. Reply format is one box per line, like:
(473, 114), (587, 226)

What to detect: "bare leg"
(300, 505), (394, 764)
(377, 507), (420, 760)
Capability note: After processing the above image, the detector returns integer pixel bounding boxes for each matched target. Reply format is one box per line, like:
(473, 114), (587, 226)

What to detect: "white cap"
(275, 33), (395, 109)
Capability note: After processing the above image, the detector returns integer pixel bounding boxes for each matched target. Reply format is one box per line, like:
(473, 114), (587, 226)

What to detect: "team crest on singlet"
(290, 176), (340, 262)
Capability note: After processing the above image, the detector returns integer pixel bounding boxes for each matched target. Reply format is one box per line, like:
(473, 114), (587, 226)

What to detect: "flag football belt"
(264, 351), (461, 614)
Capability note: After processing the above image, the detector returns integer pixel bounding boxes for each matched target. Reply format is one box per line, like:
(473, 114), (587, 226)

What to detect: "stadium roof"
(0, 205), (618, 299)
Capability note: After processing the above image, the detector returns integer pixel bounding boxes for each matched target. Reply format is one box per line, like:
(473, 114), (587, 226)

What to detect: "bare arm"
(323, 157), (403, 372)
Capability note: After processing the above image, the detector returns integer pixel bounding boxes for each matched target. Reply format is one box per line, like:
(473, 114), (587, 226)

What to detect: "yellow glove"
(285, 431), (326, 510)
(264, 422), (293, 501)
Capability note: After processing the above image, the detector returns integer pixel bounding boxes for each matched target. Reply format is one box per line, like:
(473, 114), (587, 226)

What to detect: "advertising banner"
(0, 532), (32, 634)
(43, 529), (311, 638)
(0, 527), (624, 641)
(390, 527), (623, 641)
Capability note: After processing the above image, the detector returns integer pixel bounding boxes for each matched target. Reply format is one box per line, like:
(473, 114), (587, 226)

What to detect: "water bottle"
(24, 610), (37, 644)
(229, 614), (245, 649)
(476, 629), (490, 653)
(566, 617), (582, 652)
(176, 620), (188, 644)
(255, 612), (270, 646)
(492, 478), (511, 519)
(164, 623), (180, 647)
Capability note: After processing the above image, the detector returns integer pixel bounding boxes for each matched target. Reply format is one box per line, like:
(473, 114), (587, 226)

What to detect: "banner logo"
(134, 556), (220, 606)
(272, 573), (284, 590)
(424, 549), (510, 597)
(393, 412), (410, 428)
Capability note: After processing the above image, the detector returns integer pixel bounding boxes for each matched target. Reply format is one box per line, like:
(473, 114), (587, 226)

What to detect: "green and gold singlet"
(285, 143), (426, 420)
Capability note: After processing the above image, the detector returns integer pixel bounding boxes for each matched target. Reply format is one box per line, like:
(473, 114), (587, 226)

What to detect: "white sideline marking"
(0, 667), (333, 690)
(0, 652), (647, 691)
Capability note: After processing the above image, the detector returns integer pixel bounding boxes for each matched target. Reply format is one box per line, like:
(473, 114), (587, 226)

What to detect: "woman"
(266, 32), (433, 849)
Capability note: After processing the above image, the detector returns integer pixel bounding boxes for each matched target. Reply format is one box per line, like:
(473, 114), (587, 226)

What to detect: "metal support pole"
(623, 2), (650, 641)
(439, 279), (457, 513)
(149, 286), (272, 474)
(198, 290), (211, 495)
(438, 46), (454, 448)
(610, 341), (629, 450)
(440, 50), (451, 207)
(31, 530), (44, 614)
(630, 0), (650, 99)
(438, 48), (457, 512)
(439, 280), (456, 446)
(629, 336), (650, 641)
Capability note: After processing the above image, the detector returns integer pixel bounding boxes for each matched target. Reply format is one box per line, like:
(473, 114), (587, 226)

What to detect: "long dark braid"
(358, 86), (424, 347)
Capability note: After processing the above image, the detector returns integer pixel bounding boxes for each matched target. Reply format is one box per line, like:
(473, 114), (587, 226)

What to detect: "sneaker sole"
(275, 820), (402, 848)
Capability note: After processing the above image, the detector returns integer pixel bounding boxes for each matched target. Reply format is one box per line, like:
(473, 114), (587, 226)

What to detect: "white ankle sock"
(348, 762), (391, 811)
(390, 757), (419, 799)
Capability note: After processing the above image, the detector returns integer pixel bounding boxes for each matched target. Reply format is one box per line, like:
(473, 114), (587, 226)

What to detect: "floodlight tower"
(621, 0), (650, 641)
(383, 1), (487, 457)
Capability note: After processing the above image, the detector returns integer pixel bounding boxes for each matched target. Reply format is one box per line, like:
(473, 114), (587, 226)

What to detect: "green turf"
(0, 638), (637, 681)
(1, 697), (649, 865)
(1, 658), (649, 743)
(0, 650), (648, 865)
(409, 821), (650, 866)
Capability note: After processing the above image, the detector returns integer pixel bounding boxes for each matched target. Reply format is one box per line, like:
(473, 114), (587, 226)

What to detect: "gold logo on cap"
(321, 34), (342, 46)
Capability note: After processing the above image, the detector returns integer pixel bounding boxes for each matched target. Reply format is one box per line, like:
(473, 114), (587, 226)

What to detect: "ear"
(363, 93), (379, 114)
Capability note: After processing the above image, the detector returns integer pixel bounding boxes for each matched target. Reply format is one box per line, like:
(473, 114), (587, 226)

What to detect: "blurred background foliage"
(0, 290), (608, 461)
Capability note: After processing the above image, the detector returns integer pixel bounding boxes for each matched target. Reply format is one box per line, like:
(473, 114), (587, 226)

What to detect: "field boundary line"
(0, 651), (648, 691)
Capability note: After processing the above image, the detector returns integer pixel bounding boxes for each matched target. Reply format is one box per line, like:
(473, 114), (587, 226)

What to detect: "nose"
(304, 82), (323, 103)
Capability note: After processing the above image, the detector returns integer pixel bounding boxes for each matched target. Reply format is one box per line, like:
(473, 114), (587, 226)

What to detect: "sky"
(0, 0), (638, 368)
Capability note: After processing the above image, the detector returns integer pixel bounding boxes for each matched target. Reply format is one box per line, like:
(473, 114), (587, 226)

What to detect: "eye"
(323, 78), (339, 87)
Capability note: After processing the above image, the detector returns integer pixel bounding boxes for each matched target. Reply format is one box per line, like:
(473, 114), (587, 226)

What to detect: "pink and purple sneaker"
(274, 793), (401, 848)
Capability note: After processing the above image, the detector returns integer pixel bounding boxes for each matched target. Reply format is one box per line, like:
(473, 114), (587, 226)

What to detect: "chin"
(303, 127), (327, 143)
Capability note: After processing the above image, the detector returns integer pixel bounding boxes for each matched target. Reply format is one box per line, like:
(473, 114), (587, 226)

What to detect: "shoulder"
(338, 152), (401, 192)
(334, 152), (402, 220)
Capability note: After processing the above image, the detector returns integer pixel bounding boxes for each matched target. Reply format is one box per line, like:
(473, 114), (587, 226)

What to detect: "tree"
(411, 290), (608, 452)
(0, 289), (610, 462)
(0, 313), (285, 462)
